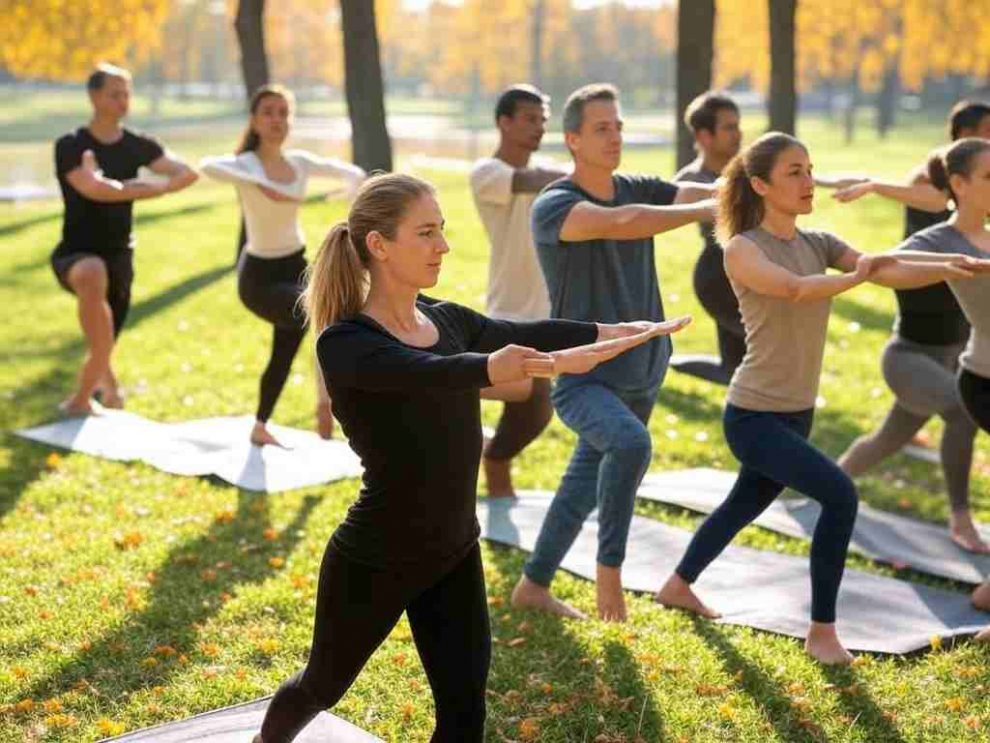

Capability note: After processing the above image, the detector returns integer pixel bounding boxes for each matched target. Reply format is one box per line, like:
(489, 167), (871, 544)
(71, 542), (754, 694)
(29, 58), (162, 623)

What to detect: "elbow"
(785, 281), (806, 303)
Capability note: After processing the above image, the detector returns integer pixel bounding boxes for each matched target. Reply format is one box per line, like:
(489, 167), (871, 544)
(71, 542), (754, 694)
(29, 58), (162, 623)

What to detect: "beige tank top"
(727, 227), (850, 412)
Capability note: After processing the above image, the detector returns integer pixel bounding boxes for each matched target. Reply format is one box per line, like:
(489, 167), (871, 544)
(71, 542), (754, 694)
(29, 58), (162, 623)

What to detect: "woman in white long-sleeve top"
(201, 84), (366, 446)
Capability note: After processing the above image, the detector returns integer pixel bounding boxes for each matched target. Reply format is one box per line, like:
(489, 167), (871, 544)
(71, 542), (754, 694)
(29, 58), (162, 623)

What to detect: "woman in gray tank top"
(655, 132), (988, 665)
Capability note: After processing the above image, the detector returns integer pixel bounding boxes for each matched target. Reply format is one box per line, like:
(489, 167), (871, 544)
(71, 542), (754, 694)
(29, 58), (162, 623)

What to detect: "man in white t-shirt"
(470, 84), (568, 498)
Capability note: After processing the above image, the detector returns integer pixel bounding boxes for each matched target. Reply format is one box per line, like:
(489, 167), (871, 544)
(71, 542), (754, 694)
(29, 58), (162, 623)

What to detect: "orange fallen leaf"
(113, 531), (144, 550)
(200, 643), (220, 658)
(141, 657), (159, 668)
(153, 645), (177, 657)
(14, 699), (35, 713)
(507, 637), (527, 648)
(42, 699), (63, 713)
(97, 719), (126, 736)
(200, 569), (218, 582)
(255, 639), (280, 655)
(12, 666), (28, 679)
(45, 452), (63, 468)
(269, 556), (285, 569)
(518, 717), (540, 741)
(24, 585), (40, 597)
(945, 697), (965, 712)
(263, 528), (279, 541)
(44, 713), (77, 729)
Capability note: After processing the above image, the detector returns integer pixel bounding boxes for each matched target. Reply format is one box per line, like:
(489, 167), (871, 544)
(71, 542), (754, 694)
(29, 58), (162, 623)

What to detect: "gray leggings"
(840, 337), (976, 512)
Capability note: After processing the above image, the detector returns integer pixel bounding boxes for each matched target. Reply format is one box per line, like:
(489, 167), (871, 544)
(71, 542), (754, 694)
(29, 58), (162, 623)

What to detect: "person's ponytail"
(926, 138), (990, 209)
(926, 150), (951, 195)
(302, 223), (368, 331)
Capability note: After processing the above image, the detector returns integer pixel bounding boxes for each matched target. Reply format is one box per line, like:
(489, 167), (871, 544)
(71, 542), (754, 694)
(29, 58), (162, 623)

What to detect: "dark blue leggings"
(676, 404), (858, 623)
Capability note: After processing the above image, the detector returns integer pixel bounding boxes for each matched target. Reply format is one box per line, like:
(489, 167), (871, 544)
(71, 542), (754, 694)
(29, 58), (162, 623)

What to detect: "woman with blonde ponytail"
(200, 85), (366, 446)
(656, 132), (990, 666)
(254, 172), (692, 743)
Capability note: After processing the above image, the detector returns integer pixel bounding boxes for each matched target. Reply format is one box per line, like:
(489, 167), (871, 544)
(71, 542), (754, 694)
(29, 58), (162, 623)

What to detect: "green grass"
(1, 117), (989, 742)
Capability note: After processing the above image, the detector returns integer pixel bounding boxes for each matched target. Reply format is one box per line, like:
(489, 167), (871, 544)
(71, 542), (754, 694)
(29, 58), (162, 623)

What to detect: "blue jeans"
(524, 375), (658, 586)
(676, 404), (858, 623)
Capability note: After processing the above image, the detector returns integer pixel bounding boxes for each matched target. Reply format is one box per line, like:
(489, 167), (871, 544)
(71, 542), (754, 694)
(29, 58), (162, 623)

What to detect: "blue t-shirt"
(532, 174), (679, 390)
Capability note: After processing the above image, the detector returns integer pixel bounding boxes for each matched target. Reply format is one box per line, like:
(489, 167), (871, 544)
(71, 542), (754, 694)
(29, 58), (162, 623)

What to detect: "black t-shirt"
(317, 299), (596, 573)
(894, 206), (969, 345)
(54, 127), (164, 256)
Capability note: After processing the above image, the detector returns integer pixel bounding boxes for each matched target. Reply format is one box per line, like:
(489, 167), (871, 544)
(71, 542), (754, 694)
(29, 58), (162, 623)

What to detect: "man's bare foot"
(250, 421), (283, 447)
(972, 581), (990, 612)
(98, 387), (125, 409)
(58, 396), (94, 417)
(597, 564), (627, 622)
(805, 622), (854, 665)
(976, 627), (990, 643)
(510, 575), (586, 619)
(483, 457), (516, 498)
(316, 401), (334, 440)
(654, 573), (721, 619)
(949, 512), (990, 554)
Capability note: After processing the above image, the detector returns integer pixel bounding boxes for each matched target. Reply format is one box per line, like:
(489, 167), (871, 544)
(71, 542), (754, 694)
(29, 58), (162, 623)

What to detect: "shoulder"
(673, 161), (711, 183)
(55, 130), (85, 152)
(284, 148), (320, 166)
(901, 223), (951, 252)
(724, 232), (761, 256)
(123, 128), (161, 146)
(533, 178), (580, 206)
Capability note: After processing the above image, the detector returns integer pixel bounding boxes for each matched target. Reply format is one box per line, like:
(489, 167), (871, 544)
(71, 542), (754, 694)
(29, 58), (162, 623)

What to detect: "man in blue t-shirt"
(510, 83), (716, 622)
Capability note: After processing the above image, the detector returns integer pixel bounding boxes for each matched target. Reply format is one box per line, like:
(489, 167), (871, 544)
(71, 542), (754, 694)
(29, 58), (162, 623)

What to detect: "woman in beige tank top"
(655, 132), (989, 665)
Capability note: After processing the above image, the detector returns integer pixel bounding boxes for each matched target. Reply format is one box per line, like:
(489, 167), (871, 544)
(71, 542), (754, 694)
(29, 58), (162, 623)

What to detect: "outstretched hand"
(832, 181), (874, 203)
(487, 344), (554, 385)
(524, 316), (693, 378)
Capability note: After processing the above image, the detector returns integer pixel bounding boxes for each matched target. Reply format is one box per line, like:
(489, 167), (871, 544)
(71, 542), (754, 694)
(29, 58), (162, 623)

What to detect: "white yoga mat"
(15, 411), (363, 493)
(638, 469), (989, 585)
(104, 695), (380, 742)
(478, 494), (988, 654)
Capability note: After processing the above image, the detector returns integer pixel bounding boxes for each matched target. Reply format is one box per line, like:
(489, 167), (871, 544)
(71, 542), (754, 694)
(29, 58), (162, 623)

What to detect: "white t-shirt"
(469, 157), (551, 321)
(200, 149), (366, 259)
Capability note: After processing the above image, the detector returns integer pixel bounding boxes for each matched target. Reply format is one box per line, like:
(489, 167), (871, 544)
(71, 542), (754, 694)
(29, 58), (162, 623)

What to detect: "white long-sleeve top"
(200, 149), (366, 258)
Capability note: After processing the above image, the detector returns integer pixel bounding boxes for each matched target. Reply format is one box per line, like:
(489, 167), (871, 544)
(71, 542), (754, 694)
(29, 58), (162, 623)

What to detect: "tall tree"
(767, 0), (797, 134)
(675, 0), (715, 170)
(235, 0), (270, 99)
(530, 0), (546, 87)
(340, 0), (393, 172)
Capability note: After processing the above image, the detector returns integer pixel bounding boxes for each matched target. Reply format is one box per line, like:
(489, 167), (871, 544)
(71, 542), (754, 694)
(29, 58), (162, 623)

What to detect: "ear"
(696, 129), (713, 150)
(564, 130), (579, 155)
(496, 114), (511, 135)
(365, 231), (388, 262)
(749, 175), (769, 197)
(948, 171), (967, 196)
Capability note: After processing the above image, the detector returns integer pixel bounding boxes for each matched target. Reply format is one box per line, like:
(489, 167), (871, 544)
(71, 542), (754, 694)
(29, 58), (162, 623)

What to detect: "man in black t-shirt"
(52, 63), (197, 415)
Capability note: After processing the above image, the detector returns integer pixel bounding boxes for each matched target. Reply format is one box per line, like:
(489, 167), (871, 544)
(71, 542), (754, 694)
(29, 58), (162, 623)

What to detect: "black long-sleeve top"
(317, 298), (597, 573)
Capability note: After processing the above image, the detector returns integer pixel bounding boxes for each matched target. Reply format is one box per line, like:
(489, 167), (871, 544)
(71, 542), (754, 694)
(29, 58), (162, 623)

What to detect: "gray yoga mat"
(638, 469), (990, 585)
(478, 494), (988, 654)
(104, 695), (380, 742)
(15, 411), (363, 493)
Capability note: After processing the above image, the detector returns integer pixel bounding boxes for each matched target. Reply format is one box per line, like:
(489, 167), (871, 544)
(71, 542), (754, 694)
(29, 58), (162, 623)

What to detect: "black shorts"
(50, 248), (135, 335)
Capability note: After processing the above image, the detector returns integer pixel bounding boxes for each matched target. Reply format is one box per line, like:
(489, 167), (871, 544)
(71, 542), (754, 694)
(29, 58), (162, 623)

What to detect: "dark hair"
(684, 91), (739, 135)
(717, 132), (807, 242)
(236, 84), (295, 155)
(495, 84), (549, 122)
(948, 100), (990, 140)
(562, 83), (619, 134)
(927, 137), (990, 204)
(303, 173), (436, 330)
(87, 63), (131, 92)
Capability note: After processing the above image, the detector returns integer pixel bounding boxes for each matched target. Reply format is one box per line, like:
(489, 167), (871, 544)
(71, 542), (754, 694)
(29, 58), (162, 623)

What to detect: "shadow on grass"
(3, 263), (234, 520)
(821, 663), (907, 743)
(21, 490), (320, 703)
(0, 209), (60, 239)
(832, 294), (895, 335)
(483, 540), (669, 741)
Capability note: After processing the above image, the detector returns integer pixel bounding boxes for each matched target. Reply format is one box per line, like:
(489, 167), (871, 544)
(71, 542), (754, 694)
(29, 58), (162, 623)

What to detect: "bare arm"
(511, 166), (569, 193)
(146, 152), (199, 193)
(673, 182), (717, 204)
(832, 169), (949, 213)
(831, 245), (981, 289)
(65, 151), (166, 203)
(559, 199), (717, 242)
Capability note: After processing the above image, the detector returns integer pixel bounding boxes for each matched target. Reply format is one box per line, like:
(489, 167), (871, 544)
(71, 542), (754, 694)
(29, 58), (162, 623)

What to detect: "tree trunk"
(530, 0), (545, 88)
(875, 62), (899, 138)
(235, 0), (270, 100)
(675, 0), (714, 170)
(340, 0), (393, 173)
(844, 73), (860, 144)
(768, 0), (797, 134)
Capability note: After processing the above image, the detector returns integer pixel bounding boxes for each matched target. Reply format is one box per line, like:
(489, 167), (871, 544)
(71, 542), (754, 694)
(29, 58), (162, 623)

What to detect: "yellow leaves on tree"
(1, 0), (171, 81)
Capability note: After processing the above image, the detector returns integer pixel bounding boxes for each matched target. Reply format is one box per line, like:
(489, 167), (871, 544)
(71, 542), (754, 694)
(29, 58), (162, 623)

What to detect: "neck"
(699, 150), (730, 175)
(362, 277), (421, 331)
(759, 206), (799, 240)
(571, 160), (615, 200)
(950, 202), (988, 234)
(255, 141), (283, 161)
(494, 139), (532, 169)
(88, 115), (122, 140)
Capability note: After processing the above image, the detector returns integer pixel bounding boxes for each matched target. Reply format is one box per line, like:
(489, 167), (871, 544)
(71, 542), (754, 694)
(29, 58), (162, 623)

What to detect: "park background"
(1, 1), (989, 741)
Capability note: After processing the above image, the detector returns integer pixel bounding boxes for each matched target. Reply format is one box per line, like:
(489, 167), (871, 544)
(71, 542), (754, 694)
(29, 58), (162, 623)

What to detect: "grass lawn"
(1, 115), (988, 742)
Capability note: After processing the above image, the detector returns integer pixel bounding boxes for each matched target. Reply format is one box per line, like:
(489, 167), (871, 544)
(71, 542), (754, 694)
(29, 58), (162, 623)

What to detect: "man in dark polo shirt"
(52, 63), (197, 415)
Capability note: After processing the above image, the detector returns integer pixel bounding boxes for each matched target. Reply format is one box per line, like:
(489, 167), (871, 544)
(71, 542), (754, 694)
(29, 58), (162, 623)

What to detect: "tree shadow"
(483, 541), (668, 741)
(20, 490), (320, 703)
(820, 663), (907, 743)
(0, 210), (60, 238)
(135, 202), (215, 228)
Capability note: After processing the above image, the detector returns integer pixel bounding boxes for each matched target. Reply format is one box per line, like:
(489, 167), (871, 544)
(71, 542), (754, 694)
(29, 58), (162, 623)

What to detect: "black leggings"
(238, 249), (308, 423)
(260, 542), (491, 743)
(672, 246), (746, 385)
(484, 378), (553, 461)
(959, 368), (990, 433)
(51, 249), (134, 338)
(676, 405), (858, 623)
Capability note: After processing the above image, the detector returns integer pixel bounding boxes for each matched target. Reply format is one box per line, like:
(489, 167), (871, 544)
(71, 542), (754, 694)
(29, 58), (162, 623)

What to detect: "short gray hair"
(562, 83), (619, 134)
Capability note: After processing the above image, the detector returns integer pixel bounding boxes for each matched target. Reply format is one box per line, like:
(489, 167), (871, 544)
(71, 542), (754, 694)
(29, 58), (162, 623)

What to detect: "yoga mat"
(104, 696), (380, 742)
(15, 411), (363, 493)
(478, 494), (988, 654)
(638, 469), (990, 585)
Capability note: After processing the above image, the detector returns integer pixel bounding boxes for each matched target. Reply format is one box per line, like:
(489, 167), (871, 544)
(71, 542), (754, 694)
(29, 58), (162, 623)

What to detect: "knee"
(824, 471), (858, 521)
(69, 259), (108, 297)
(609, 421), (652, 462)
